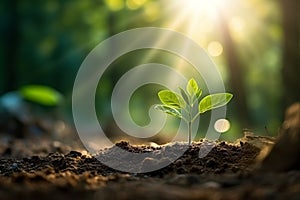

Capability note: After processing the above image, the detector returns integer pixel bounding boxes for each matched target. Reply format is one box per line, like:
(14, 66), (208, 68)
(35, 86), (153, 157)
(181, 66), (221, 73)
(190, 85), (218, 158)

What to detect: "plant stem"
(191, 112), (201, 123)
(188, 121), (192, 145)
(187, 100), (193, 145)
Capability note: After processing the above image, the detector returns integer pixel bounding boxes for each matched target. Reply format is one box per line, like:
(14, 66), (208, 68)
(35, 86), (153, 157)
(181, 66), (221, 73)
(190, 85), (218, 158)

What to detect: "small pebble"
(202, 181), (221, 188)
(10, 163), (18, 170)
(68, 151), (82, 158)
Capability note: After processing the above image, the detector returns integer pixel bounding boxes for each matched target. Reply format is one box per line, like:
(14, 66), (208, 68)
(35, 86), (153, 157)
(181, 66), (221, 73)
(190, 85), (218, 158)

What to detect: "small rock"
(168, 174), (199, 186)
(9, 163), (18, 170)
(190, 165), (202, 173)
(140, 157), (159, 172)
(174, 159), (183, 167)
(176, 167), (187, 174)
(68, 151), (82, 158)
(202, 181), (221, 188)
(206, 158), (218, 168)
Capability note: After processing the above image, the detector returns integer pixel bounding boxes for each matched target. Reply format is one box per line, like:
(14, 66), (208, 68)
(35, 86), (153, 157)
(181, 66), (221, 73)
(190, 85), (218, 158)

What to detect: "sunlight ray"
(138, 9), (192, 65)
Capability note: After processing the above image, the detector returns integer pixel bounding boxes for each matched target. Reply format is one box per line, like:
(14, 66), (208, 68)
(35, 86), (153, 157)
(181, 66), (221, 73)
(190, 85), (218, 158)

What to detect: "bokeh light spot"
(143, 2), (160, 22)
(207, 41), (223, 57)
(126, 0), (147, 10)
(214, 119), (231, 133)
(229, 17), (246, 41)
(105, 0), (124, 11)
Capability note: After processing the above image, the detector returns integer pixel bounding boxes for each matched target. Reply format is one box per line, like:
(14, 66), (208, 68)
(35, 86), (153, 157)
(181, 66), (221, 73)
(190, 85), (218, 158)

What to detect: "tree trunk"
(3, 0), (20, 92)
(218, 13), (251, 128)
(281, 0), (300, 108)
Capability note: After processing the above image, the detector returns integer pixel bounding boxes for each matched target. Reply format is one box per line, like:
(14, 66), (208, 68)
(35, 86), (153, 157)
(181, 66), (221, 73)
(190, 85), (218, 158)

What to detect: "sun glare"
(187, 0), (223, 9)
(168, 0), (233, 38)
(184, 0), (226, 17)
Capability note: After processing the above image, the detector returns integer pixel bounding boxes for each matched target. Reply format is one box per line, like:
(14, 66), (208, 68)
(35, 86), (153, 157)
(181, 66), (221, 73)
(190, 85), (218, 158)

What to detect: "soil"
(1, 132), (300, 200)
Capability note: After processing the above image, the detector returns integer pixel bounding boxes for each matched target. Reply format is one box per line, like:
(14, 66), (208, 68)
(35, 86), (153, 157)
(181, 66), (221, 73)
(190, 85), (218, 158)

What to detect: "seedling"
(155, 78), (233, 145)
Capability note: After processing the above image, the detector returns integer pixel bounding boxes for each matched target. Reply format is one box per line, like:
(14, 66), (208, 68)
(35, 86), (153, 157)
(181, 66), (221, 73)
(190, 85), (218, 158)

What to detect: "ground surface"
(1, 134), (300, 200)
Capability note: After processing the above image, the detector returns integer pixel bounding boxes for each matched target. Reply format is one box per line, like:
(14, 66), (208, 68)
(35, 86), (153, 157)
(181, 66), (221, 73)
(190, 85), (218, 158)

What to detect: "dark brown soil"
(0, 136), (300, 200)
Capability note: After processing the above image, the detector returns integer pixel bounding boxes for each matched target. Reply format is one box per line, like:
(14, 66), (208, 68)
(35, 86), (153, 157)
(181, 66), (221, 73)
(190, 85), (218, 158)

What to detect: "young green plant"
(155, 78), (233, 145)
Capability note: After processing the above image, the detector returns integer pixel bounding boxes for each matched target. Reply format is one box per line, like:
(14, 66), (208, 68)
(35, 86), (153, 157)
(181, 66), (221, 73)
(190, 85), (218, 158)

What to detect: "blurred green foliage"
(20, 85), (63, 106)
(0, 0), (298, 141)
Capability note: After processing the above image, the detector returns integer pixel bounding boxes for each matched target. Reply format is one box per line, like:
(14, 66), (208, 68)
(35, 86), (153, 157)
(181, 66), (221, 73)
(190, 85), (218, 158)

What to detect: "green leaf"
(199, 93), (233, 114)
(176, 94), (186, 108)
(179, 87), (189, 104)
(19, 85), (63, 106)
(195, 88), (202, 98)
(186, 78), (199, 96)
(154, 104), (182, 118)
(158, 90), (185, 108)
